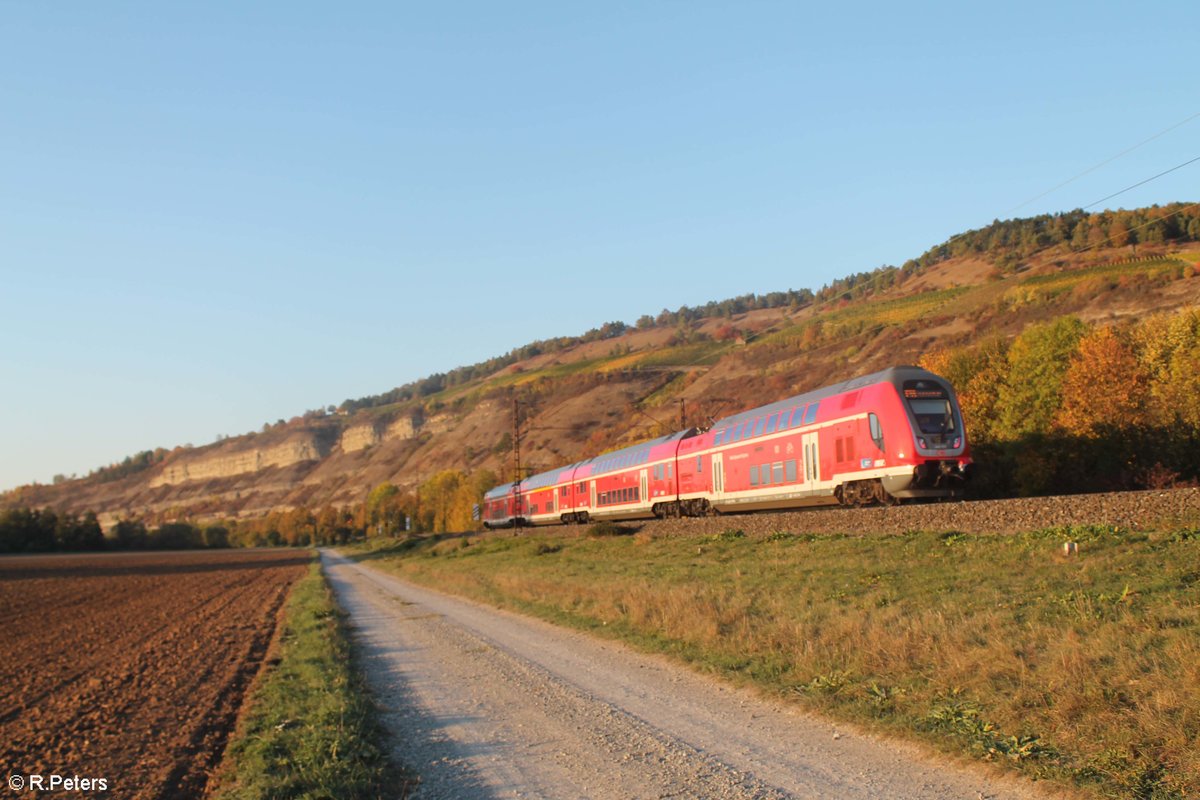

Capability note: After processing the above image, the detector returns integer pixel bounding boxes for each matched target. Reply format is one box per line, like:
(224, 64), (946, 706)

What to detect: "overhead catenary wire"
(1003, 109), (1200, 216)
(1081, 155), (1200, 210)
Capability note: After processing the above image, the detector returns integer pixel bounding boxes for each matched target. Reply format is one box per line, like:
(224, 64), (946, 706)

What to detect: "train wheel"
(874, 481), (900, 506)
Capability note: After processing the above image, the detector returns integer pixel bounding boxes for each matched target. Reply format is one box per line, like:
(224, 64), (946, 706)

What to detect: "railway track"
(519, 486), (1200, 538)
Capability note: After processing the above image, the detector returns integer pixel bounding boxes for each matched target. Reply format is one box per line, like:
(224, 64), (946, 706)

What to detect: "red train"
(482, 366), (973, 528)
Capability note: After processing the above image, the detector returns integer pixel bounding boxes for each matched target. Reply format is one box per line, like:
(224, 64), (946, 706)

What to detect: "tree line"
(1, 468), (498, 554)
(921, 306), (1200, 496)
(910, 203), (1200, 272)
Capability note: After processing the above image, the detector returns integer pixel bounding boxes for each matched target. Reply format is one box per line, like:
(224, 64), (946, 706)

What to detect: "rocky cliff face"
(149, 432), (335, 487)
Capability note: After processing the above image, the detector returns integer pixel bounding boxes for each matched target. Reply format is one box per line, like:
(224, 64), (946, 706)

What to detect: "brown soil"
(0, 549), (309, 799)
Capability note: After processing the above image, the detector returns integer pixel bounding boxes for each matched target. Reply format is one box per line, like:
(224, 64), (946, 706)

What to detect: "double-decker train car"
(482, 366), (972, 528)
(482, 432), (692, 528)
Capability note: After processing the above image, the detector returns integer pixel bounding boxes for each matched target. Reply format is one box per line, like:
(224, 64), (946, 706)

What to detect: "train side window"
(753, 417), (766, 437)
(785, 460), (797, 482)
(765, 413), (778, 434)
(761, 464), (772, 485)
(696, 455), (703, 473)
(869, 413), (885, 452)
(749, 465), (759, 486)
(804, 402), (820, 425)
(772, 462), (785, 484)
(667, 463), (673, 478)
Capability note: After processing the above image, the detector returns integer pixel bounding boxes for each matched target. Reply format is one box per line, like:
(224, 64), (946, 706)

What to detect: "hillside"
(7, 205), (1200, 527)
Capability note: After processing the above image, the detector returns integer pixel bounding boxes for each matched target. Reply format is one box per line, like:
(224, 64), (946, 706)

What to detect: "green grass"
(349, 524), (1200, 799)
(210, 559), (407, 800)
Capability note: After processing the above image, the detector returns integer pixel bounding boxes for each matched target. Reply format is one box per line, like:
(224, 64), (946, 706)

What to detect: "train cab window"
(903, 380), (958, 435)
(785, 460), (797, 482)
(753, 417), (766, 437)
(869, 412), (885, 452)
(765, 413), (778, 434)
(749, 465), (759, 486)
(772, 463), (785, 484)
(804, 402), (820, 425)
(909, 398), (957, 434)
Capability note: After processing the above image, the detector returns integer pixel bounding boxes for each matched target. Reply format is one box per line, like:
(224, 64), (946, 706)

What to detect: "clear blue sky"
(2, 2), (1197, 491)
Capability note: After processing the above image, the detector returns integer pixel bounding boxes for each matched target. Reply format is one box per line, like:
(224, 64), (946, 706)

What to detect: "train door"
(639, 469), (648, 506)
(712, 452), (725, 500)
(589, 480), (597, 508)
(802, 432), (820, 491)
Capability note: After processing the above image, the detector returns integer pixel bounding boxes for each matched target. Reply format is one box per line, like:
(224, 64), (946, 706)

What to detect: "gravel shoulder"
(323, 550), (1056, 800)
(623, 487), (1200, 539)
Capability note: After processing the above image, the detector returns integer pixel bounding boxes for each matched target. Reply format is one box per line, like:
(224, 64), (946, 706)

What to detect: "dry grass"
(350, 524), (1200, 798)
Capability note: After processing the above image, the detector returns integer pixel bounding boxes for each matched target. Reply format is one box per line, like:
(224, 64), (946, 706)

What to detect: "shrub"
(586, 521), (635, 537)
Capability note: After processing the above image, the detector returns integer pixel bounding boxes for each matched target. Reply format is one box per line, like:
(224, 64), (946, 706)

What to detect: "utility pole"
(679, 398), (686, 430)
(512, 399), (523, 529)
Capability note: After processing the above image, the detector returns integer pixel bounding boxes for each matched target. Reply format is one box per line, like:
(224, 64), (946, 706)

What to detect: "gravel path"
(322, 550), (1052, 800)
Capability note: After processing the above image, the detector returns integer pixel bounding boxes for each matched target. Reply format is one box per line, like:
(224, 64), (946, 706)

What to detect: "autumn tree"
(996, 316), (1087, 439)
(365, 482), (405, 536)
(1055, 326), (1148, 437)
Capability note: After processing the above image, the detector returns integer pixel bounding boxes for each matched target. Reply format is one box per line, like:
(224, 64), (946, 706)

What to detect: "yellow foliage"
(1056, 326), (1147, 437)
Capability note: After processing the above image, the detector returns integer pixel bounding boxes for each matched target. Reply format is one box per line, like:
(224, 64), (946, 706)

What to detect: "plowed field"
(0, 549), (309, 799)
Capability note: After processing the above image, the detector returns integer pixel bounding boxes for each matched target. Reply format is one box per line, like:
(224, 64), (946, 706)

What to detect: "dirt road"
(324, 551), (1049, 800)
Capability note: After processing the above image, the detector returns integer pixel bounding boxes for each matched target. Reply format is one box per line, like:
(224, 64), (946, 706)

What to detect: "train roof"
(578, 428), (693, 477)
(483, 481), (515, 501)
(710, 365), (944, 431)
(521, 459), (591, 491)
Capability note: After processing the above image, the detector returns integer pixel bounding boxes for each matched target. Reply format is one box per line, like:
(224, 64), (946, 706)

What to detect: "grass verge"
(210, 558), (407, 800)
(348, 524), (1200, 799)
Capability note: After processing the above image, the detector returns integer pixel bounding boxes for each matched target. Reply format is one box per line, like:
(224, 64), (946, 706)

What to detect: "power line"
(1082, 155), (1200, 210)
(1004, 109), (1200, 216)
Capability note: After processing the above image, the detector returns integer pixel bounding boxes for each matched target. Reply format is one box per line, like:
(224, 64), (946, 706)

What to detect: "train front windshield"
(908, 398), (956, 434)
(903, 381), (958, 436)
